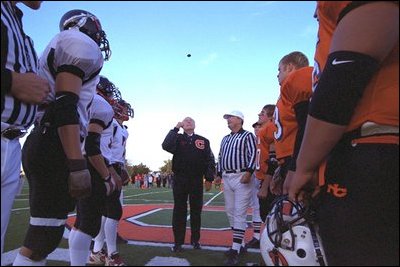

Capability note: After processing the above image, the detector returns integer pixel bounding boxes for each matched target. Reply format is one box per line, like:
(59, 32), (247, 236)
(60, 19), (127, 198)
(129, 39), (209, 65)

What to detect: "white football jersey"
(110, 119), (129, 164)
(90, 94), (114, 162)
(36, 28), (103, 153)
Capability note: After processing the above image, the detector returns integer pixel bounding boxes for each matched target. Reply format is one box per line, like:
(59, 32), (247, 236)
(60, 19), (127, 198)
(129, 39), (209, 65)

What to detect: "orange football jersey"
(274, 67), (313, 160)
(255, 120), (276, 181)
(314, 1), (399, 144)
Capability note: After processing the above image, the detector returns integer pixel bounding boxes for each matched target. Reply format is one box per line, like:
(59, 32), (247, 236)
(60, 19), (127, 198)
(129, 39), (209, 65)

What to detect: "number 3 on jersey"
(273, 107), (283, 141)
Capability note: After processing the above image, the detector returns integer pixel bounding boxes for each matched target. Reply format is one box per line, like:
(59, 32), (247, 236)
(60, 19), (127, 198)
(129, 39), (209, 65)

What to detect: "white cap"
(223, 110), (244, 120)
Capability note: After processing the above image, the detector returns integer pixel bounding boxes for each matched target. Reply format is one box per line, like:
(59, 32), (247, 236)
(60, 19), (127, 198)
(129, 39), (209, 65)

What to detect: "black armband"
(67, 159), (87, 172)
(292, 100), (309, 172)
(266, 159), (279, 176)
(310, 51), (379, 125)
(54, 91), (80, 128)
(85, 132), (102, 156)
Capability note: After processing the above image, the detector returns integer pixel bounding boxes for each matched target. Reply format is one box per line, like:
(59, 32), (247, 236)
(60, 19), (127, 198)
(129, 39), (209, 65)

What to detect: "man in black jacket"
(162, 117), (216, 252)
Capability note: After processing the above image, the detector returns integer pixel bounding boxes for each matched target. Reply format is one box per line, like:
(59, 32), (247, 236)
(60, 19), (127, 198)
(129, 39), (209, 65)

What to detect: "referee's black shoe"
(191, 241), (201, 249)
(171, 244), (183, 253)
(224, 246), (247, 256)
(245, 237), (260, 249)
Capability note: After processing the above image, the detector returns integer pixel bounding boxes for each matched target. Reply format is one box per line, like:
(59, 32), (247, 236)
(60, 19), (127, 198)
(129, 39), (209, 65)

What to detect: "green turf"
(4, 183), (264, 266)
(136, 209), (231, 228)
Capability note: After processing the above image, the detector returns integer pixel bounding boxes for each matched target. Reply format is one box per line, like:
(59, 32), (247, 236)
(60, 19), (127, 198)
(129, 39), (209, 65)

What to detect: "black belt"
(224, 169), (247, 174)
(1, 128), (27, 140)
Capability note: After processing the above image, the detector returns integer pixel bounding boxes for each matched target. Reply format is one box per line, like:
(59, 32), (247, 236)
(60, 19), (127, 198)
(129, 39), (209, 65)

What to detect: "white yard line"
(186, 190), (223, 221)
(123, 190), (170, 199)
(204, 190), (223, 206)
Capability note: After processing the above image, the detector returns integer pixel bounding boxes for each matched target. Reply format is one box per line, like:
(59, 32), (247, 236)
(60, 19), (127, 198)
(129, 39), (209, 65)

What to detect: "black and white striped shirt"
(1, 1), (38, 131)
(217, 128), (257, 173)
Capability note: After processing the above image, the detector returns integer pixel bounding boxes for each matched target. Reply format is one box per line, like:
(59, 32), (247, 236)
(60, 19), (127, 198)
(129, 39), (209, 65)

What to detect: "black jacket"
(162, 128), (215, 182)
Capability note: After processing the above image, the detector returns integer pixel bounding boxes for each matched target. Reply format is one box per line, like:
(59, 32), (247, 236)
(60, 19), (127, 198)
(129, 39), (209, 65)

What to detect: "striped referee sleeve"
(1, 1), (39, 130)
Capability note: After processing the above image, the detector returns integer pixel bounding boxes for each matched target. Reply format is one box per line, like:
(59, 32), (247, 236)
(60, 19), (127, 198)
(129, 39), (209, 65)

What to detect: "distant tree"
(159, 159), (172, 174)
(127, 163), (151, 177)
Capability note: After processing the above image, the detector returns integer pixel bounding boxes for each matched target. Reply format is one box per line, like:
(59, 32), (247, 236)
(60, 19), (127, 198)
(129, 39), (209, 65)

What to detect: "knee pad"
(105, 197), (122, 220)
(75, 215), (101, 238)
(24, 225), (65, 259)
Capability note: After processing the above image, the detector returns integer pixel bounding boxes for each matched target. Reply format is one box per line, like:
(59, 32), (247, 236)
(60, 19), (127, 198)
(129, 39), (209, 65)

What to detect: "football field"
(2, 182), (263, 266)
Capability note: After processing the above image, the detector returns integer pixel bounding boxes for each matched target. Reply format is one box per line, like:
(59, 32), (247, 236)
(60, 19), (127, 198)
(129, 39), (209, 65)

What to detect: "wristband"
(67, 159), (87, 172)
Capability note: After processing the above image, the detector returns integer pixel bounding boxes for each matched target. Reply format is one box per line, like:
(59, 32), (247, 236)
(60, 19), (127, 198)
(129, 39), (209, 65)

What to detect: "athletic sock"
(69, 229), (92, 266)
(13, 252), (46, 266)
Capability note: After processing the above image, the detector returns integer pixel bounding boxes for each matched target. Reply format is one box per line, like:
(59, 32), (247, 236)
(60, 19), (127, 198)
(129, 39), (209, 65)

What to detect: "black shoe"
(171, 244), (183, 253)
(224, 246), (247, 256)
(191, 242), (201, 249)
(224, 249), (239, 266)
(245, 237), (260, 249)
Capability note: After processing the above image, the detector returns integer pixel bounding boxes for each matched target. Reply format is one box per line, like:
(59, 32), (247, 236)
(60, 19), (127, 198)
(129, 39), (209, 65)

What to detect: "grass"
(3, 182), (263, 266)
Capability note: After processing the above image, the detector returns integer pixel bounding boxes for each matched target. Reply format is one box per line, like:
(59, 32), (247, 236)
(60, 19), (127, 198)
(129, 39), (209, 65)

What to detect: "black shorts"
(318, 142), (399, 266)
(22, 126), (75, 219)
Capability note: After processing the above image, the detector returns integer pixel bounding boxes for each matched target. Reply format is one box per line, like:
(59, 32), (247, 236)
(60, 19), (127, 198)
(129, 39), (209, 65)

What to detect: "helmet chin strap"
(308, 223), (327, 266)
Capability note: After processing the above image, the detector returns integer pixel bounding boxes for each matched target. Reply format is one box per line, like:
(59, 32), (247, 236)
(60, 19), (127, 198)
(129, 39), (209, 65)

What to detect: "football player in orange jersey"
(245, 105), (276, 250)
(254, 105), (277, 221)
(288, 2), (399, 265)
(271, 51), (313, 195)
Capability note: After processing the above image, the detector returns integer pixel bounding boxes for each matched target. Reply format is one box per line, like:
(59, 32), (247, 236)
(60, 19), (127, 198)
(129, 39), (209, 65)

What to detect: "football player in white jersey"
(69, 76), (123, 266)
(89, 78), (133, 266)
(13, 9), (111, 266)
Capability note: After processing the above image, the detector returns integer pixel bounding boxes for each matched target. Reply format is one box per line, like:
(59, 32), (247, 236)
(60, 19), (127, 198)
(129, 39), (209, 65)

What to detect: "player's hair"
(263, 104), (275, 117)
(280, 51), (309, 69)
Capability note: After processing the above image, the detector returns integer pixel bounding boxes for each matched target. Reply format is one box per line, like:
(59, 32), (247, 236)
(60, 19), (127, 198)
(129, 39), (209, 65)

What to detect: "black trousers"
(258, 184), (276, 223)
(22, 126), (75, 220)
(74, 161), (107, 238)
(172, 175), (203, 245)
(318, 142), (399, 266)
(21, 126), (76, 256)
(102, 163), (123, 221)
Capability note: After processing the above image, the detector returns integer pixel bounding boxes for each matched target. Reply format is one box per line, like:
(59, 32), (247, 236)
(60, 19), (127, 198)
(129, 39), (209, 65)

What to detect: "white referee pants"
(1, 137), (21, 255)
(222, 172), (253, 230)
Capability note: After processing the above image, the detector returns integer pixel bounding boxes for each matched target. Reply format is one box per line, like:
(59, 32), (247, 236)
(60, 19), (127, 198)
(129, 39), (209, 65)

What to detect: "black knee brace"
(74, 217), (101, 238)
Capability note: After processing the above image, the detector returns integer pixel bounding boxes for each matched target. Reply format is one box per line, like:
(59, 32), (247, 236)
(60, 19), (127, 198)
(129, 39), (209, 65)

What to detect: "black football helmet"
(97, 76), (118, 101)
(59, 9), (111, 61)
(119, 99), (134, 120)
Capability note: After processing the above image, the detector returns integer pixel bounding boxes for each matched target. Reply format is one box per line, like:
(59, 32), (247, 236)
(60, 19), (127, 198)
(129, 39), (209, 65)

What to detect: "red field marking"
(66, 204), (255, 247)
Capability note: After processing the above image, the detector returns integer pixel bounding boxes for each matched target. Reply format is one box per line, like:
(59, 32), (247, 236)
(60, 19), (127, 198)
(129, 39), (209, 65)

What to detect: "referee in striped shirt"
(1, 1), (49, 256)
(216, 110), (256, 266)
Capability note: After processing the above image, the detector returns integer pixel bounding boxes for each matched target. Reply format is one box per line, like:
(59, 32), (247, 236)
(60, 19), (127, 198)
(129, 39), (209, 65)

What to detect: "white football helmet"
(260, 196), (327, 266)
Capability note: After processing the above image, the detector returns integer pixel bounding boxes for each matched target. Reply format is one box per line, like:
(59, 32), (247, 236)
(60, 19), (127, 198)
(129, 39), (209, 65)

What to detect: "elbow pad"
(54, 91), (80, 128)
(85, 132), (102, 156)
(310, 51), (379, 125)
